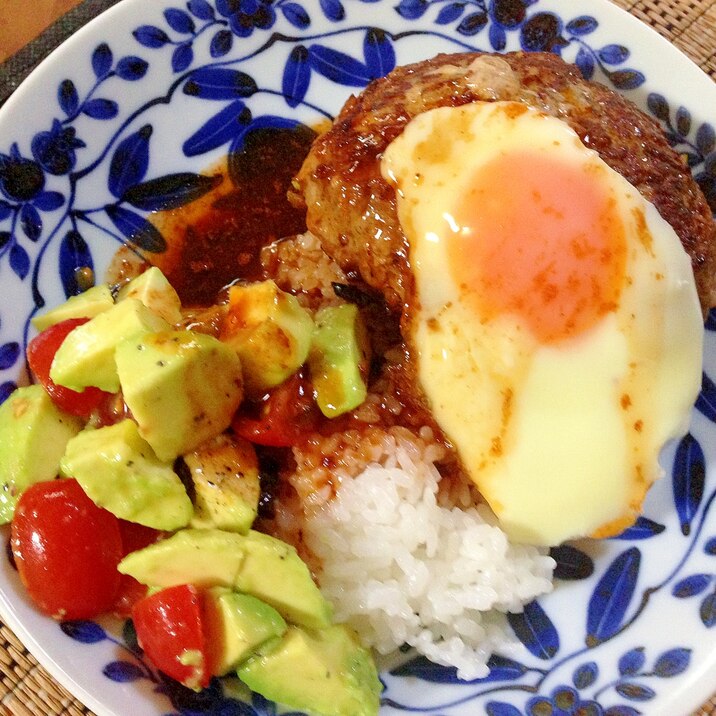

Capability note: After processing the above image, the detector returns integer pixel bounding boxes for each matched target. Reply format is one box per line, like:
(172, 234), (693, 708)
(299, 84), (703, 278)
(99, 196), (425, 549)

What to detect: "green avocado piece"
(238, 624), (381, 716)
(50, 298), (170, 392)
(221, 280), (313, 397)
(234, 530), (332, 630)
(117, 267), (182, 325)
(0, 385), (83, 523)
(308, 304), (369, 418)
(60, 419), (193, 530)
(185, 434), (259, 534)
(204, 587), (287, 676)
(118, 528), (247, 589)
(118, 527), (331, 629)
(31, 284), (114, 332)
(116, 330), (243, 461)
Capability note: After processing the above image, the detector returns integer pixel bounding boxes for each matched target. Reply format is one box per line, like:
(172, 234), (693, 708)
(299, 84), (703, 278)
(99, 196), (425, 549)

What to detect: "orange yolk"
(450, 151), (627, 344)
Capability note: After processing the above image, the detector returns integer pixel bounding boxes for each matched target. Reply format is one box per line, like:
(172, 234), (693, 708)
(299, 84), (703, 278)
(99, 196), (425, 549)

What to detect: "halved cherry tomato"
(132, 584), (210, 690)
(11, 478), (123, 620)
(231, 371), (320, 447)
(27, 318), (112, 416)
(112, 521), (163, 619)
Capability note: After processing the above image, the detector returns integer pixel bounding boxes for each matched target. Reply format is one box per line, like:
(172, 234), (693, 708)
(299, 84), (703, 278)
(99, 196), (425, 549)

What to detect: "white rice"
(303, 433), (555, 680)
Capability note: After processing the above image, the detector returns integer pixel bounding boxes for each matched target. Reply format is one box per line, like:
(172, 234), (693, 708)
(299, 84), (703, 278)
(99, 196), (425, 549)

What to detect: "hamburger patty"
(292, 51), (716, 316)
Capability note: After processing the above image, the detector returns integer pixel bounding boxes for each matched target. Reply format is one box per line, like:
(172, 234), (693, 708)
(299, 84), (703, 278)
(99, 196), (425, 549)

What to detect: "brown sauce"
(146, 124), (316, 307)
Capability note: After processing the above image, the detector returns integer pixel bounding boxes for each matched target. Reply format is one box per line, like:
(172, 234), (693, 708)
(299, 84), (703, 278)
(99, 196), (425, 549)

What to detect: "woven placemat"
(0, 0), (715, 713)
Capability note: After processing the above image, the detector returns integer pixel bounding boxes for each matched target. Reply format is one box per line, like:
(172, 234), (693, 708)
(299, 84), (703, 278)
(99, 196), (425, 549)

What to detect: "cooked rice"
(303, 430), (555, 680)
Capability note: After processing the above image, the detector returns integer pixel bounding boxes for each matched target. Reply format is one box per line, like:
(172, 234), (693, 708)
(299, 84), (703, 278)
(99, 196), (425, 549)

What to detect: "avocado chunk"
(50, 298), (170, 392)
(0, 385), (83, 523)
(31, 284), (114, 331)
(117, 267), (182, 325)
(186, 434), (260, 534)
(308, 304), (369, 418)
(118, 527), (331, 629)
(204, 587), (287, 676)
(116, 330), (243, 461)
(234, 530), (332, 630)
(238, 625), (381, 716)
(60, 419), (193, 530)
(221, 280), (313, 397)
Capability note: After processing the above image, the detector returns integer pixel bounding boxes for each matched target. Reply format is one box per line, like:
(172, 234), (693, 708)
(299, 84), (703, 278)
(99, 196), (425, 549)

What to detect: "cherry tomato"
(112, 521), (163, 619)
(231, 371), (320, 447)
(132, 584), (210, 690)
(27, 318), (112, 416)
(11, 479), (123, 620)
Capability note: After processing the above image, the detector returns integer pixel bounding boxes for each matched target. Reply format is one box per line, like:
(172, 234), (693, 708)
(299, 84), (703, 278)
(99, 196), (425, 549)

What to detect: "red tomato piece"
(11, 479), (123, 620)
(231, 371), (320, 447)
(112, 521), (163, 619)
(27, 317), (112, 417)
(132, 585), (210, 690)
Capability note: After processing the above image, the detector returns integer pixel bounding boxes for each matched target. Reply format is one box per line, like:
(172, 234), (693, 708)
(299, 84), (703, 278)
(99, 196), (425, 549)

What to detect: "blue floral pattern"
(0, 0), (713, 713)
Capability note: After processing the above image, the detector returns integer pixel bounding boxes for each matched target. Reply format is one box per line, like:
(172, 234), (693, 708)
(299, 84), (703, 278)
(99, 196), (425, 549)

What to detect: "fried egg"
(381, 101), (703, 546)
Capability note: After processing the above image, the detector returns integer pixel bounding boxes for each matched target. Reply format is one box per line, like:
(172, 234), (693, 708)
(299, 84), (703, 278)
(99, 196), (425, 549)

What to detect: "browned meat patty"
(292, 51), (716, 316)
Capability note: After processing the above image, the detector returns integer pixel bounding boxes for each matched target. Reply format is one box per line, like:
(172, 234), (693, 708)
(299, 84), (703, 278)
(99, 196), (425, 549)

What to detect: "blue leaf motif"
(598, 43), (629, 65)
(105, 205), (166, 253)
(0, 343), (20, 371)
(60, 620), (106, 644)
(20, 203), (41, 241)
(108, 124), (152, 199)
(188, 0), (215, 20)
(165, 8), (196, 34)
(282, 2), (311, 28)
(10, 244), (30, 280)
(116, 56), (149, 81)
(612, 516), (665, 540)
(0, 382), (17, 404)
(364, 29), (396, 79)
(696, 372), (716, 421)
(605, 708), (642, 716)
(283, 46), (311, 108)
(122, 173), (222, 212)
(436, 3), (464, 25)
(615, 682), (656, 701)
(390, 655), (463, 683)
(696, 124), (715, 155)
(172, 42), (194, 73)
(653, 647), (691, 677)
(647, 92), (670, 121)
(480, 655), (528, 683)
(573, 661), (598, 689)
(566, 16), (598, 35)
(0, 232), (9, 249)
(59, 230), (93, 296)
(507, 601), (559, 660)
(486, 702), (523, 716)
(395, 0), (429, 20)
(489, 23), (506, 50)
(705, 537), (716, 555)
(575, 47), (595, 80)
(320, 0), (345, 21)
(308, 45), (371, 86)
(0, 201), (11, 220)
(550, 544), (594, 580)
(457, 11), (488, 35)
(672, 432), (705, 536)
(676, 106), (692, 137)
(608, 69), (645, 90)
(618, 647), (645, 676)
(34, 191), (65, 212)
(183, 68), (258, 99)
(133, 25), (170, 48)
(183, 100), (251, 156)
(103, 661), (145, 682)
(230, 117), (309, 157)
(82, 98), (119, 120)
(701, 592), (716, 627)
(586, 547), (641, 645)
(673, 573), (712, 598)
(210, 29), (233, 58)
(91, 43), (113, 78)
(58, 79), (79, 116)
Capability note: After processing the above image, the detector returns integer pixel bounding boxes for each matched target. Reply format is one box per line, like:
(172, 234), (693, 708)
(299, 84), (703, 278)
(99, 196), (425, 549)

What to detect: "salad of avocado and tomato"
(0, 267), (380, 716)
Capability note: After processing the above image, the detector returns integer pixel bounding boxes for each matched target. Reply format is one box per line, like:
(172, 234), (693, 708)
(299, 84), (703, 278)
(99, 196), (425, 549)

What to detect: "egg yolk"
(450, 151), (627, 344)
